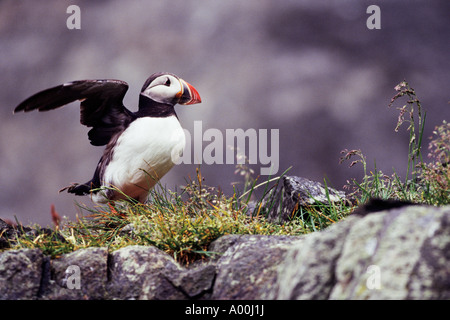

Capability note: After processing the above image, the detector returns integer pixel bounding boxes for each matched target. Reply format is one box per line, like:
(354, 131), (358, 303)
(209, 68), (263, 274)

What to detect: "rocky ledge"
(1, 204), (449, 300)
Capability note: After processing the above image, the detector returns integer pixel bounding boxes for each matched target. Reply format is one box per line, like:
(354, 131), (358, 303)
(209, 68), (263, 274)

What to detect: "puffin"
(14, 72), (201, 203)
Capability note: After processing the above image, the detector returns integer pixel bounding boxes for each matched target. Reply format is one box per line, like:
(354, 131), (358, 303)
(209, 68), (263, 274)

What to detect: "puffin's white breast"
(101, 116), (185, 201)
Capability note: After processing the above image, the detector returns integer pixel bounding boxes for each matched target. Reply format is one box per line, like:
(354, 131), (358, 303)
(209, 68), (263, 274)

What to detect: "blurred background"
(1, 0), (448, 226)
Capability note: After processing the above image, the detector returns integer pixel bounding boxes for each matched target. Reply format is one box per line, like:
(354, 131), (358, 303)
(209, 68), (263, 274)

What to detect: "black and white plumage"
(14, 72), (201, 203)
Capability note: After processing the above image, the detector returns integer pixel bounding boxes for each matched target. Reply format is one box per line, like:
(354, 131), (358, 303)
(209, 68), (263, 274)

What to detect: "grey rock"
(167, 263), (216, 299)
(330, 205), (450, 299)
(282, 176), (349, 206)
(40, 247), (109, 300)
(0, 249), (44, 300)
(273, 205), (450, 299)
(107, 245), (185, 300)
(269, 216), (358, 299)
(210, 235), (302, 299)
(253, 176), (353, 223)
(107, 245), (217, 299)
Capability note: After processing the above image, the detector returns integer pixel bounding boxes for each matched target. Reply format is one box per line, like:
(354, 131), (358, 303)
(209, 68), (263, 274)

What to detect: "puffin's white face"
(141, 73), (202, 106)
(142, 74), (183, 104)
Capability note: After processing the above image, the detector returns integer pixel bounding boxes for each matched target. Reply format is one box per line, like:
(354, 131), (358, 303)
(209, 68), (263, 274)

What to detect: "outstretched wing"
(14, 79), (135, 146)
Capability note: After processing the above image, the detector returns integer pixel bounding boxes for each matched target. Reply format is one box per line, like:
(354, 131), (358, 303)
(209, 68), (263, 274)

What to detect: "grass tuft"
(340, 80), (449, 206)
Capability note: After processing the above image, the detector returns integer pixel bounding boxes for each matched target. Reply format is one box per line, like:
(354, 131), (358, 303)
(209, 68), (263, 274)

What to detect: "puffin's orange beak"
(177, 79), (201, 105)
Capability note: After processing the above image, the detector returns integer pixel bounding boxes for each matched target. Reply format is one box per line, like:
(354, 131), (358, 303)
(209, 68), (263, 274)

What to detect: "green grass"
(340, 81), (449, 206)
(4, 80), (449, 263)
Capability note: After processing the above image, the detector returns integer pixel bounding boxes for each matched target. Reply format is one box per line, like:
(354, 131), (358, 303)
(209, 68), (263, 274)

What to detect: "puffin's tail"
(59, 181), (93, 196)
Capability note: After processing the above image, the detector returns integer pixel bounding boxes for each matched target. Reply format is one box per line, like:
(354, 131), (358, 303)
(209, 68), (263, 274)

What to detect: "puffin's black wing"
(14, 80), (135, 146)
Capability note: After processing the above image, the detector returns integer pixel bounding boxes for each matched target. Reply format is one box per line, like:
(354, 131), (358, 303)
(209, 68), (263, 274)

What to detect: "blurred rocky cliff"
(1, 0), (449, 225)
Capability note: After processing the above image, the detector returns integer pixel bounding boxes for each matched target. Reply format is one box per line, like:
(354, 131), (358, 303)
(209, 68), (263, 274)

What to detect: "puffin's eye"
(164, 78), (171, 86)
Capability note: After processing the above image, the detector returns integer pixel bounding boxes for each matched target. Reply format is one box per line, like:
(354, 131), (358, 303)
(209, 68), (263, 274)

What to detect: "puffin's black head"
(140, 72), (201, 106)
